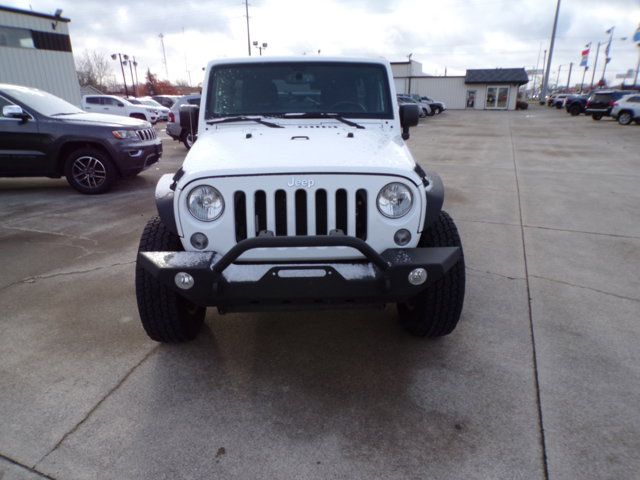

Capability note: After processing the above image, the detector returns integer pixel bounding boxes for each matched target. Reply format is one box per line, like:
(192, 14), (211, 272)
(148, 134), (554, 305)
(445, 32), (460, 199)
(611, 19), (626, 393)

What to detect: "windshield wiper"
(279, 112), (365, 129)
(206, 116), (283, 128)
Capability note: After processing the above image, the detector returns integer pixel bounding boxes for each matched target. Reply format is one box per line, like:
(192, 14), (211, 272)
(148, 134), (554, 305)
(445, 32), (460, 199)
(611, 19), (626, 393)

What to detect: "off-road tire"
(592, 113), (603, 121)
(397, 211), (465, 337)
(135, 216), (205, 342)
(617, 111), (633, 125)
(64, 147), (116, 194)
(569, 104), (581, 116)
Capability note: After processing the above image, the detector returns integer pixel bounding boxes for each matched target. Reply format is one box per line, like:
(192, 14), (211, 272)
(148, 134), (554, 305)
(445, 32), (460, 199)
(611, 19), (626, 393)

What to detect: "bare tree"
(76, 50), (112, 91)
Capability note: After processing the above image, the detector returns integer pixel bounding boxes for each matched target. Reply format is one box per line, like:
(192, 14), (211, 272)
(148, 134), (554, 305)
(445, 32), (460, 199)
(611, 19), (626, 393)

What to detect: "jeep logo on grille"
(287, 177), (315, 188)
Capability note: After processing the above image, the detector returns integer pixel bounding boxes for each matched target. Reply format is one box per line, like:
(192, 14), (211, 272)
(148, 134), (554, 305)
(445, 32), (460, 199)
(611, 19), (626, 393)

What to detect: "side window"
(188, 97), (201, 106)
(85, 97), (100, 105)
(628, 96), (640, 103)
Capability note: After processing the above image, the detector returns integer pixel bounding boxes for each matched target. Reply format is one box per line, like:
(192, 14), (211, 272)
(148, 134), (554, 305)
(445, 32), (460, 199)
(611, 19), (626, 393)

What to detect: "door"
(466, 90), (476, 108)
(83, 96), (101, 112)
(0, 95), (47, 175)
(485, 86), (509, 109)
(106, 97), (127, 117)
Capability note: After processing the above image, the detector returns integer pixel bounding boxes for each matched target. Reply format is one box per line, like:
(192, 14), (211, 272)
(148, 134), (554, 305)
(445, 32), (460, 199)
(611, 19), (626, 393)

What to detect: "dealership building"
(392, 60), (528, 110)
(0, 5), (81, 105)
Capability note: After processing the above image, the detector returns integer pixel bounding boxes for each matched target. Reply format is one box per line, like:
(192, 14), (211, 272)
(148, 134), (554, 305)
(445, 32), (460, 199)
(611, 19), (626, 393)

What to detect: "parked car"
(397, 94), (429, 117)
(585, 90), (630, 120)
(420, 95), (446, 114)
(406, 94), (433, 116)
(551, 94), (568, 108)
(0, 83), (161, 194)
(564, 94), (588, 116)
(129, 97), (170, 121)
(610, 94), (640, 125)
(82, 95), (159, 124)
(166, 94), (201, 148)
(546, 94), (556, 106)
(151, 95), (180, 109)
(135, 56), (465, 343)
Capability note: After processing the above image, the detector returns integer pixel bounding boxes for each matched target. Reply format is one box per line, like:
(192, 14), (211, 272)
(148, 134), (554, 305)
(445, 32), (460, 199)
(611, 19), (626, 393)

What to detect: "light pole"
(540, 0), (561, 104)
(252, 40), (267, 56)
(122, 56), (136, 96)
(566, 62), (573, 91)
(555, 64), (563, 90)
(634, 25), (640, 86)
(111, 53), (129, 97)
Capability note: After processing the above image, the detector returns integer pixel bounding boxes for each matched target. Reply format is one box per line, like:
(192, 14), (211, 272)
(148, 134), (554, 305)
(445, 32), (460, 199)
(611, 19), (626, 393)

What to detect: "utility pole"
(634, 25), (640, 86)
(245, 0), (251, 56)
(159, 33), (169, 79)
(539, 49), (547, 100)
(590, 41), (601, 89)
(566, 62), (573, 91)
(540, 0), (561, 103)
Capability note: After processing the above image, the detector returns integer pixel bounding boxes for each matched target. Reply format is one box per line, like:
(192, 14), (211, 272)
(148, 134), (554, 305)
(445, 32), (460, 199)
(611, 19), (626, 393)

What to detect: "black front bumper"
(115, 139), (162, 176)
(138, 235), (461, 312)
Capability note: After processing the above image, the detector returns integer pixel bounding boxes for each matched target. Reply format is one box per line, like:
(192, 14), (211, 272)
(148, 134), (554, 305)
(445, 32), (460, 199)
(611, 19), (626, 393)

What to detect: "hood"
(181, 124), (417, 181)
(56, 112), (149, 128)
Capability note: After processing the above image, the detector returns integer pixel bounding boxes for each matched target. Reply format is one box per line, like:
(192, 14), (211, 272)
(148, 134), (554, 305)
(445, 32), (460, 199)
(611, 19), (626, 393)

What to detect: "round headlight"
(187, 185), (224, 222)
(377, 182), (413, 218)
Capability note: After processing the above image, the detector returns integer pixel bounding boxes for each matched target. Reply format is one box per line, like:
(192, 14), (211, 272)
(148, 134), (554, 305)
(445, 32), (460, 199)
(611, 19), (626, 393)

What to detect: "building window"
(486, 86), (509, 109)
(0, 26), (35, 49)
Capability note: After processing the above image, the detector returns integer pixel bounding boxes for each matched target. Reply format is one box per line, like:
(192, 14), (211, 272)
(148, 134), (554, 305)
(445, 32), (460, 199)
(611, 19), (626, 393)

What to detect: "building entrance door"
(485, 86), (509, 109)
(466, 90), (476, 108)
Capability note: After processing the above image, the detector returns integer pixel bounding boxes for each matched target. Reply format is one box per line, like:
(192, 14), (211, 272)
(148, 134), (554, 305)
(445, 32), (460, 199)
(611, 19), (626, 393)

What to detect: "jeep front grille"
(234, 188), (368, 242)
(136, 128), (156, 141)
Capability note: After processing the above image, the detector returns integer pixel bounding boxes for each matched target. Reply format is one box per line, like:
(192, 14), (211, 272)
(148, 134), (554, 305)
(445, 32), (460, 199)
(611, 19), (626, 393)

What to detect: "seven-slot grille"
(136, 128), (157, 141)
(233, 188), (368, 242)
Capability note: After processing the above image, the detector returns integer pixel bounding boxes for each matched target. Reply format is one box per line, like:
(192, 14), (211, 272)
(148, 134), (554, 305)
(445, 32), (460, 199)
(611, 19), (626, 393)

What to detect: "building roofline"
(0, 5), (70, 22)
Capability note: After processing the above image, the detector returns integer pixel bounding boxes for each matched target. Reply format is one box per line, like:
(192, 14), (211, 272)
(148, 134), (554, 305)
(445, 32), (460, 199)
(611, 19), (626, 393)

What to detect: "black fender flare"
(414, 164), (444, 230)
(424, 171), (444, 229)
(155, 174), (178, 235)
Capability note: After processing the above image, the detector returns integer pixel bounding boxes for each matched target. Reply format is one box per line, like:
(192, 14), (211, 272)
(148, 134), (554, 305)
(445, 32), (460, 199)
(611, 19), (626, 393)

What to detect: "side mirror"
(399, 104), (419, 140)
(3, 105), (29, 121)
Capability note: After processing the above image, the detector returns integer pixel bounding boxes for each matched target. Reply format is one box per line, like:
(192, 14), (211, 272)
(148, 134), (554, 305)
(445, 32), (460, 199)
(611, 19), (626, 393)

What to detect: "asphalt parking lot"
(1, 107), (639, 480)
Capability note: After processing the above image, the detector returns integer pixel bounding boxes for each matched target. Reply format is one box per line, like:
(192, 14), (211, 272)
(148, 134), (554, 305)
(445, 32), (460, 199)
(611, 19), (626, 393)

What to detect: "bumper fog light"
(394, 229), (412, 246)
(175, 272), (195, 290)
(408, 268), (428, 286)
(190, 232), (209, 250)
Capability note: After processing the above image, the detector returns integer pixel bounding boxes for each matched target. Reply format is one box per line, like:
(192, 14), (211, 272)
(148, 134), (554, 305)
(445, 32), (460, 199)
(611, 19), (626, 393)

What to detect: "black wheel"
(555, 103), (562, 109)
(592, 113), (603, 121)
(436, 107), (443, 114)
(64, 148), (116, 194)
(397, 211), (465, 337)
(634, 119), (640, 125)
(135, 216), (206, 342)
(617, 111), (633, 125)
(569, 104), (581, 116)
(426, 107), (435, 117)
(182, 132), (196, 149)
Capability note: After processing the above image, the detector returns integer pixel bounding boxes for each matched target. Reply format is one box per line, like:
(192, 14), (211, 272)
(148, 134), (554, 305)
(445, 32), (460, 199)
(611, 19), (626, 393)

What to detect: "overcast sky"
(6, 0), (640, 88)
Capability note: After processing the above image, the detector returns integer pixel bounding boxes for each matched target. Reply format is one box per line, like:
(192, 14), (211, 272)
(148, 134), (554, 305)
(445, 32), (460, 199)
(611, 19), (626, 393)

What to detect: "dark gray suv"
(0, 83), (162, 194)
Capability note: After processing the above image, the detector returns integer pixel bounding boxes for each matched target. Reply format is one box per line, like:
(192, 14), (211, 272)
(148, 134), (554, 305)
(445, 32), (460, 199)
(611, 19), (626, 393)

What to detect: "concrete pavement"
(1, 107), (638, 479)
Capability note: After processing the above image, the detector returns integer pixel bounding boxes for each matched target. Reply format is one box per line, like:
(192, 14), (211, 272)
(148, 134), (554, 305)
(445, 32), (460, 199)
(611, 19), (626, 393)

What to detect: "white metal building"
(0, 5), (81, 105)
(392, 61), (528, 110)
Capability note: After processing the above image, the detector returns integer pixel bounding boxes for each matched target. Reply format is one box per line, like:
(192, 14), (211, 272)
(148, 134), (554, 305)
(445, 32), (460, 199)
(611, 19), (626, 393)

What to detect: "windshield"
(141, 99), (161, 107)
(3, 85), (83, 116)
(205, 62), (393, 119)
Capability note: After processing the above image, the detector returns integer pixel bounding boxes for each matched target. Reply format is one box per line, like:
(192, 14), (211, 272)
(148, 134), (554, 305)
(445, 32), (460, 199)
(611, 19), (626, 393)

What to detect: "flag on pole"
(580, 45), (590, 67)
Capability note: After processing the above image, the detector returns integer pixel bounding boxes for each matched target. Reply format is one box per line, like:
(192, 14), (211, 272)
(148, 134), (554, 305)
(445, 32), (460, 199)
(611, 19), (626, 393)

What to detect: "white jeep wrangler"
(135, 56), (465, 342)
